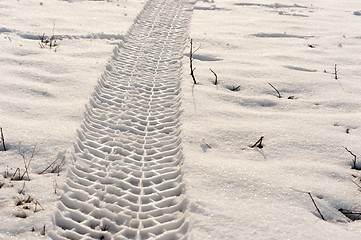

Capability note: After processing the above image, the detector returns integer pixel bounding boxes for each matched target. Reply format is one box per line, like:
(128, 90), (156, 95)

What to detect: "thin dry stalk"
(209, 68), (218, 85)
(0, 127), (6, 151)
(343, 146), (358, 169)
(39, 155), (66, 175)
(268, 83), (281, 98)
(190, 39), (197, 84)
(251, 136), (264, 149)
(292, 188), (325, 220)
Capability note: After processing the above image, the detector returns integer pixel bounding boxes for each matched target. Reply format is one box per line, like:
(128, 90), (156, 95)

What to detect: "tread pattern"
(50, 0), (191, 239)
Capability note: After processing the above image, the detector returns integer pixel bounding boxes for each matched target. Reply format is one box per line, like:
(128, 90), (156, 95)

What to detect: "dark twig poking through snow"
(0, 127), (6, 151)
(230, 85), (241, 91)
(333, 64), (344, 90)
(343, 146), (359, 170)
(190, 39), (197, 84)
(209, 68), (218, 85)
(292, 189), (325, 221)
(251, 136), (264, 149)
(334, 64), (338, 80)
(307, 192), (325, 220)
(268, 83), (282, 98)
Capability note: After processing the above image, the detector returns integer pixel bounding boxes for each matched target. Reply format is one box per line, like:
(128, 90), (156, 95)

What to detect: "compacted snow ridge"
(50, 0), (191, 239)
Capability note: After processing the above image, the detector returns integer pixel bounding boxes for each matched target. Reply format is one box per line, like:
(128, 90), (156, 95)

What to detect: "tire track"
(50, 0), (192, 239)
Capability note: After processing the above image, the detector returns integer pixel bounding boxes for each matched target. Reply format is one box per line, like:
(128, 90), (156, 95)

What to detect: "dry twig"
(209, 68), (218, 85)
(268, 83), (281, 98)
(251, 136), (264, 149)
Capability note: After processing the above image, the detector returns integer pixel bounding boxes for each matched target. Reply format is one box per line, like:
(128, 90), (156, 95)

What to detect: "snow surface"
(0, 0), (361, 239)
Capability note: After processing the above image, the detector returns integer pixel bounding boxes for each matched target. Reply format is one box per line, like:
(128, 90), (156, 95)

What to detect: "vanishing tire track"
(50, 0), (192, 239)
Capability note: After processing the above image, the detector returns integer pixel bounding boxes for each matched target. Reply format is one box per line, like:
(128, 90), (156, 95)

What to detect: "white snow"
(0, 0), (361, 239)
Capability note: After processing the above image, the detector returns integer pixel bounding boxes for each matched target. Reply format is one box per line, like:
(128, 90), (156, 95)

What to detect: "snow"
(182, 0), (361, 239)
(0, 0), (361, 239)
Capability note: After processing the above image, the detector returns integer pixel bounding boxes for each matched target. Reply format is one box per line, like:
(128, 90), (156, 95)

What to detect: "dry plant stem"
(19, 182), (26, 194)
(0, 127), (6, 151)
(231, 85), (241, 91)
(251, 136), (264, 148)
(292, 188), (325, 221)
(34, 201), (44, 212)
(307, 192), (325, 220)
(209, 68), (218, 85)
(333, 64), (344, 90)
(189, 39), (197, 84)
(11, 168), (21, 181)
(268, 83), (281, 98)
(343, 146), (357, 169)
(334, 64), (338, 80)
(351, 179), (361, 190)
(21, 145), (35, 181)
(13, 143), (38, 181)
(39, 156), (66, 174)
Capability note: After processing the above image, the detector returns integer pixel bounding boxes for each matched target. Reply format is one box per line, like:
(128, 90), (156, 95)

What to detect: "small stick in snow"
(209, 68), (218, 85)
(343, 146), (358, 170)
(189, 39), (197, 84)
(333, 64), (344, 90)
(351, 180), (361, 190)
(251, 136), (264, 149)
(34, 200), (44, 212)
(292, 189), (325, 221)
(230, 85), (241, 91)
(201, 139), (212, 149)
(19, 182), (26, 195)
(333, 64), (338, 80)
(39, 154), (66, 175)
(307, 192), (325, 220)
(268, 83), (282, 98)
(0, 127), (6, 151)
